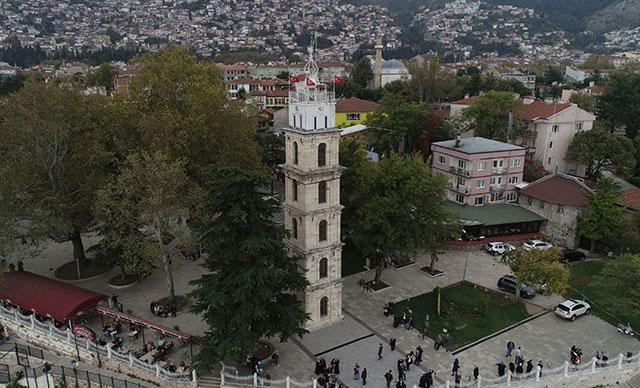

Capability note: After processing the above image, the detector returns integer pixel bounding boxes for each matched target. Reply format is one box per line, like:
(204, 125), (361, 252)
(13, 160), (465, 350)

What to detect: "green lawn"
(566, 261), (640, 331)
(395, 282), (530, 350)
(341, 243), (367, 277)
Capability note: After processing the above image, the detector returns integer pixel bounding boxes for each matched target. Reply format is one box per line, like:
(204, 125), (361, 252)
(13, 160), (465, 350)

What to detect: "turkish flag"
(335, 76), (345, 85)
(289, 75), (299, 83)
(306, 77), (317, 86)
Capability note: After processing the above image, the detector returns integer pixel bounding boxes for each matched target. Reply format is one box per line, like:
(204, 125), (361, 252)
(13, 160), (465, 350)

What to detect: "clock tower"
(281, 46), (344, 331)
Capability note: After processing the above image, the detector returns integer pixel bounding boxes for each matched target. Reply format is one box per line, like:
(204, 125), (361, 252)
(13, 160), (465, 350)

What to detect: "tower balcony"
(289, 86), (335, 104)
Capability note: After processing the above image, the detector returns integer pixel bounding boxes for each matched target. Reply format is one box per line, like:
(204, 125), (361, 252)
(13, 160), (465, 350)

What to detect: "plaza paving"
(7, 236), (640, 386)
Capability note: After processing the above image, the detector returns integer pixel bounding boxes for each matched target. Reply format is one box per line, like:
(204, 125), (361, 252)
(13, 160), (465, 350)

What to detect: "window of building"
(438, 155), (446, 165)
(477, 180), (485, 189)
(293, 116), (297, 128)
(493, 159), (504, 168)
(490, 192), (504, 202)
(455, 194), (464, 204)
(458, 160), (466, 169)
(510, 159), (521, 168)
(320, 296), (328, 317)
(547, 157), (552, 165)
(319, 220), (328, 242)
(558, 205), (564, 213)
(293, 142), (299, 165)
(506, 192), (517, 202)
(292, 218), (298, 239)
(292, 179), (298, 201)
(318, 181), (327, 203)
(478, 161), (486, 171)
(318, 143), (327, 167)
(314, 117), (317, 130)
(457, 177), (466, 186)
(346, 113), (361, 121)
(325, 116), (328, 128)
(527, 196), (533, 206)
(538, 200), (545, 209)
(474, 197), (484, 206)
(319, 258), (328, 279)
(508, 176), (519, 184)
(552, 124), (559, 133)
(549, 141), (553, 149)
(576, 122), (583, 131)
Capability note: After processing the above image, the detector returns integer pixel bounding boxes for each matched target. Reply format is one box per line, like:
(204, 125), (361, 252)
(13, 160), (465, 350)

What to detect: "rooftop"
(513, 100), (573, 121)
(452, 96), (480, 105)
(447, 202), (546, 227)
(519, 174), (593, 207)
(432, 137), (523, 154)
(335, 97), (379, 113)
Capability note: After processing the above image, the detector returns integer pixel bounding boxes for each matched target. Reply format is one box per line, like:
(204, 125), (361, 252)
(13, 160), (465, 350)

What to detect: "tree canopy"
(599, 71), (640, 138)
(590, 254), (640, 326)
(502, 247), (570, 297)
(579, 177), (623, 251)
(462, 91), (521, 142)
(351, 56), (374, 89)
(87, 63), (118, 92)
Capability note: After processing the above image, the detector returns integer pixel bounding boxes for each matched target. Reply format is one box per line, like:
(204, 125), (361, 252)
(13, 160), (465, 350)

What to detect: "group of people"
(501, 341), (544, 379)
(434, 329), (451, 351)
(102, 320), (126, 352)
(150, 300), (177, 317)
(314, 357), (343, 388)
(570, 345), (583, 365)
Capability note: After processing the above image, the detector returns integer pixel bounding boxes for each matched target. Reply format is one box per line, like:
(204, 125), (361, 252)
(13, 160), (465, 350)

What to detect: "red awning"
(0, 271), (107, 322)
(96, 305), (192, 342)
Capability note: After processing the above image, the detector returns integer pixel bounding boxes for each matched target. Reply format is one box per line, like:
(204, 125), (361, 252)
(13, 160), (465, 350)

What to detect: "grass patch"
(342, 243), (367, 276)
(566, 261), (640, 330)
(395, 282), (530, 350)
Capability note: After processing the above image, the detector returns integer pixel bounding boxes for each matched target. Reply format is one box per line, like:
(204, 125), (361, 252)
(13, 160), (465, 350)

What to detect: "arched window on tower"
(318, 143), (326, 167)
(319, 258), (328, 279)
(325, 116), (328, 128)
(314, 117), (317, 130)
(293, 115), (297, 128)
(292, 179), (298, 201)
(320, 296), (329, 317)
(318, 181), (327, 203)
(293, 141), (299, 165)
(319, 220), (327, 242)
(292, 218), (298, 239)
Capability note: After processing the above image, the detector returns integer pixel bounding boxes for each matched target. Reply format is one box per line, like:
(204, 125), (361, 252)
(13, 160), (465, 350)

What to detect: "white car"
(485, 242), (516, 256)
(555, 299), (591, 321)
(522, 240), (553, 251)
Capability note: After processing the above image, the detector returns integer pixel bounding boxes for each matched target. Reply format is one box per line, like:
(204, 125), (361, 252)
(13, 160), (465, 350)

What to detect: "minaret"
(374, 35), (383, 89)
(281, 45), (344, 331)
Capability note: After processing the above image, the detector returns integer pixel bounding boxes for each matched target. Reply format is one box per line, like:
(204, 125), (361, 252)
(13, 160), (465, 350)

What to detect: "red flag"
(306, 76), (317, 86)
(289, 75), (299, 83)
(334, 76), (345, 85)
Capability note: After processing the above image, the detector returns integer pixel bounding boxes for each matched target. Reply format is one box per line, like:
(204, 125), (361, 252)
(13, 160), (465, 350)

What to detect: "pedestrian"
(416, 345), (423, 366)
(390, 338), (397, 351)
(335, 358), (340, 374)
(435, 333), (442, 350)
(378, 343), (384, 360)
(514, 346), (522, 360)
(454, 373), (461, 388)
(515, 361), (523, 375)
(473, 366), (479, 381)
(17, 260), (24, 271)
(361, 368), (367, 385)
(537, 361), (544, 377)
(497, 362), (506, 377)
(271, 350), (279, 366)
(452, 358), (459, 376)
(353, 364), (360, 381)
(315, 360), (322, 375)
(509, 362), (515, 374)
(506, 341), (514, 357)
(526, 360), (533, 374)
(418, 373), (427, 388)
(426, 370), (435, 388)
(384, 370), (393, 388)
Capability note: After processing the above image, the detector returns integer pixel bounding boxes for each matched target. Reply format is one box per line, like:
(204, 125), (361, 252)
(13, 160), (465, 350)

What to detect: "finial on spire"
(303, 31), (319, 79)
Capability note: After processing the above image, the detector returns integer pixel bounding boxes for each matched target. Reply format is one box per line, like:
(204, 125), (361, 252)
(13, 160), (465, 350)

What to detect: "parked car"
(485, 242), (516, 256)
(561, 249), (586, 262)
(522, 240), (553, 251)
(497, 275), (537, 299)
(555, 299), (591, 321)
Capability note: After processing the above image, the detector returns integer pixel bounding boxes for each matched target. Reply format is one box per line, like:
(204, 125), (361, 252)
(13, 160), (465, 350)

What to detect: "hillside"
(587, 0), (640, 32)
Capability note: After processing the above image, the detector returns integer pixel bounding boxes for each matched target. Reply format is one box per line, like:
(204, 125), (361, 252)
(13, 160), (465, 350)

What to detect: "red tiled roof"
(0, 271), (107, 322)
(218, 63), (248, 71)
(619, 188), (640, 211)
(520, 175), (592, 207)
(513, 100), (572, 121)
(259, 78), (288, 86)
(451, 96), (479, 105)
(228, 77), (258, 84)
(335, 97), (379, 113)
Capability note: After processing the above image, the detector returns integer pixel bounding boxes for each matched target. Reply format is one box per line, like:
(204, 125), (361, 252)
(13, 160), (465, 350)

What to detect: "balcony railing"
(490, 184), (504, 192)
(448, 182), (470, 194)
(449, 166), (471, 177)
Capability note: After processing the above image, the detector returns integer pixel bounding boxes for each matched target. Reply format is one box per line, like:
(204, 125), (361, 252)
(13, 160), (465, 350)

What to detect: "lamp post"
(462, 229), (471, 281)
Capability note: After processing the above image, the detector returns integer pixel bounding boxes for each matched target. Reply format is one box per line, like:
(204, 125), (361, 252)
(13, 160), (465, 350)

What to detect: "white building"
(370, 59), (410, 88)
(281, 48), (344, 331)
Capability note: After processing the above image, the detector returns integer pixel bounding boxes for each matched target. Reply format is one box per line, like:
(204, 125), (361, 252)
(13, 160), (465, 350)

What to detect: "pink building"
(431, 137), (525, 206)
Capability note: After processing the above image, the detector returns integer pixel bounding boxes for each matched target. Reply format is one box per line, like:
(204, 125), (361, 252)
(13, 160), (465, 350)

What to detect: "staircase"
(197, 375), (223, 387)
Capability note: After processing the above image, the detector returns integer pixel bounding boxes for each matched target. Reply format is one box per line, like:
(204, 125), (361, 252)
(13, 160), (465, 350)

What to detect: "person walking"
(509, 362), (515, 375)
(361, 368), (367, 385)
(452, 358), (460, 376)
(506, 341), (515, 357)
(514, 346), (522, 360)
(353, 364), (360, 381)
(426, 370), (435, 388)
(418, 373), (427, 388)
(473, 366), (479, 381)
(526, 360), (533, 374)
(384, 370), (393, 388)
(435, 333), (442, 350)
(497, 362), (506, 377)
(537, 361), (544, 377)
(378, 343), (384, 360)
(335, 358), (340, 374)
(390, 338), (397, 351)
(416, 345), (423, 366)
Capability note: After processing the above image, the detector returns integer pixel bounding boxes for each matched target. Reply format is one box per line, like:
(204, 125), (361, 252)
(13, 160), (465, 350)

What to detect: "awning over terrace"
(96, 305), (192, 342)
(0, 271), (107, 322)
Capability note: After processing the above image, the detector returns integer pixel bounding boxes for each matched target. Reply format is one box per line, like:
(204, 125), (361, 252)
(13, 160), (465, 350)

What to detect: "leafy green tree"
(580, 55), (615, 70)
(0, 78), (115, 276)
(0, 74), (25, 96)
(538, 65), (564, 86)
(463, 91), (521, 141)
(366, 93), (432, 156)
(258, 132), (285, 194)
(348, 153), (457, 284)
(87, 63), (118, 92)
(457, 66), (481, 96)
(523, 159), (549, 183)
(99, 151), (192, 302)
(275, 70), (290, 80)
(406, 57), (461, 103)
(351, 57), (374, 89)
(599, 71), (640, 138)
(190, 166), (308, 370)
(589, 254), (640, 327)
(566, 126), (636, 180)
(339, 139), (369, 246)
(502, 247), (569, 299)
(579, 177), (623, 251)
(569, 92), (597, 113)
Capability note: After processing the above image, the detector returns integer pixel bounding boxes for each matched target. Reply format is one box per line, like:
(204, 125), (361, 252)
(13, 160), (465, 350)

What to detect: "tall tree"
(87, 63), (118, 92)
(502, 247), (570, 299)
(569, 92), (597, 113)
(406, 57), (461, 103)
(599, 71), (640, 138)
(463, 91), (521, 142)
(589, 254), (640, 327)
(579, 177), (623, 251)
(99, 151), (192, 302)
(351, 57), (374, 89)
(348, 153), (457, 284)
(0, 78), (115, 276)
(566, 125), (636, 180)
(190, 167), (308, 370)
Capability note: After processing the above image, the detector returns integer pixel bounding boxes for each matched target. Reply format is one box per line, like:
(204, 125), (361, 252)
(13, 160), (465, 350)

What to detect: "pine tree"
(190, 167), (308, 370)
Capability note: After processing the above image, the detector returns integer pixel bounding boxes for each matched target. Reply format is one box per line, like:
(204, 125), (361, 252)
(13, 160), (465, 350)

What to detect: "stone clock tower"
(281, 46), (344, 331)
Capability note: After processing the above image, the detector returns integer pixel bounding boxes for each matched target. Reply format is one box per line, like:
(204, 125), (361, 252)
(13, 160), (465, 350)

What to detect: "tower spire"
(374, 35), (383, 89)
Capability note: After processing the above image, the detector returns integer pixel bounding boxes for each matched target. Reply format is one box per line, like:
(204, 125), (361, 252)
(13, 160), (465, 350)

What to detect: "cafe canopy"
(96, 305), (192, 342)
(0, 271), (107, 322)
